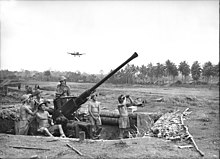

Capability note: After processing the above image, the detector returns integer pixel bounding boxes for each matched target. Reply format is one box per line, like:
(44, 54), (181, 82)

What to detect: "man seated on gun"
(36, 102), (66, 138)
(53, 76), (71, 124)
(55, 76), (71, 108)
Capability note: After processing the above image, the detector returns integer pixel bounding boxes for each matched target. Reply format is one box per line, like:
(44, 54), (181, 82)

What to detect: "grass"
(0, 81), (219, 159)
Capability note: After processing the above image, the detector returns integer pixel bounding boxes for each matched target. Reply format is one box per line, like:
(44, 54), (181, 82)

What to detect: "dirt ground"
(0, 81), (219, 159)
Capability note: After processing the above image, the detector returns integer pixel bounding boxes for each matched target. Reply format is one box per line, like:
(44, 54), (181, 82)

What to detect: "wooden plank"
(9, 145), (50, 151)
(66, 143), (83, 156)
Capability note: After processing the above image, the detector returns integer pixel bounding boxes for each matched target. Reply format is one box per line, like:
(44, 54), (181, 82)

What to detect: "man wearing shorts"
(15, 94), (38, 135)
(36, 102), (66, 138)
(117, 94), (130, 139)
(88, 93), (102, 139)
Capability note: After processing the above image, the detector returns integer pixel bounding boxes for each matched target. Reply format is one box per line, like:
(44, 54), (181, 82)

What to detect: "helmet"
(39, 99), (50, 106)
(21, 94), (30, 102)
(59, 76), (66, 81)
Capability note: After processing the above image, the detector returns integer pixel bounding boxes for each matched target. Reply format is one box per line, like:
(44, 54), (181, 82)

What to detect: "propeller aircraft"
(67, 52), (86, 57)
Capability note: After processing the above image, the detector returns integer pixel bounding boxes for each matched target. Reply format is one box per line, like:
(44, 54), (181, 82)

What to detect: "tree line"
(107, 60), (219, 85)
(0, 60), (219, 85)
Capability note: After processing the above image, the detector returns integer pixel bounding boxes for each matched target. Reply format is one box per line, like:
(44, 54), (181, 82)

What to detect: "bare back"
(20, 104), (34, 121)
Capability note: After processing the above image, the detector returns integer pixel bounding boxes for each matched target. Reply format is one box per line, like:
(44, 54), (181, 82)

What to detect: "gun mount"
(61, 52), (138, 119)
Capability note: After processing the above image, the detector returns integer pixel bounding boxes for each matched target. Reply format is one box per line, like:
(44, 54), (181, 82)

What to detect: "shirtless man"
(117, 94), (130, 139)
(16, 94), (38, 135)
(88, 93), (102, 138)
(36, 103), (66, 138)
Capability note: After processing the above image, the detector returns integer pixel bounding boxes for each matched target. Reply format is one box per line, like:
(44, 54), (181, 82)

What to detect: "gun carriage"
(53, 52), (138, 138)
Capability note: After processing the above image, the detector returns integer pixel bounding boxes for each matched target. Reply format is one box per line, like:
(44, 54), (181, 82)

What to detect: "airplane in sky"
(67, 52), (86, 57)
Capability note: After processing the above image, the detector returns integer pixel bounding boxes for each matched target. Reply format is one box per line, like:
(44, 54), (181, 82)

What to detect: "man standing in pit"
(15, 94), (38, 135)
(117, 94), (130, 139)
(88, 93), (102, 139)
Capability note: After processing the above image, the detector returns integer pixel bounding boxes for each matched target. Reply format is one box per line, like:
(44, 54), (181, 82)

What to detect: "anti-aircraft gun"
(60, 52), (138, 120)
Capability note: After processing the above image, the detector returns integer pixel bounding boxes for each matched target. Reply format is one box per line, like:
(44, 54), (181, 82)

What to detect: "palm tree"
(178, 61), (190, 83)
(170, 63), (178, 82)
(191, 61), (201, 84)
(139, 65), (147, 84)
(213, 62), (219, 78)
(202, 61), (214, 83)
(154, 63), (165, 83)
(44, 70), (51, 81)
(146, 63), (154, 83)
(165, 60), (173, 83)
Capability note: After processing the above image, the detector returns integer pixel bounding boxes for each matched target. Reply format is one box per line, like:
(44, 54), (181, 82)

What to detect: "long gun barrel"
(61, 52), (138, 119)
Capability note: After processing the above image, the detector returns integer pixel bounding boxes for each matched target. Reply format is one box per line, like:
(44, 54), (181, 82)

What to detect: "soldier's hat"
(21, 94), (30, 102)
(39, 99), (50, 106)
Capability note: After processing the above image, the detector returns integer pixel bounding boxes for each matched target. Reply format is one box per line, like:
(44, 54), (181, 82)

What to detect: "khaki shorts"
(15, 120), (30, 135)
(119, 116), (130, 129)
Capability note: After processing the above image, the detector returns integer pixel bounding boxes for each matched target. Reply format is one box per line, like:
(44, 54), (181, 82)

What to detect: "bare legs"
(58, 125), (66, 138)
(41, 124), (66, 138)
(42, 127), (54, 137)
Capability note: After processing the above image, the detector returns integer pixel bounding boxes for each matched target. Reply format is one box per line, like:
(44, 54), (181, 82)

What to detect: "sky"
(0, 0), (219, 74)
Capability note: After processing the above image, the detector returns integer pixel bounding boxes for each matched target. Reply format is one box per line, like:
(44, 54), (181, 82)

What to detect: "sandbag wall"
(0, 105), (20, 134)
